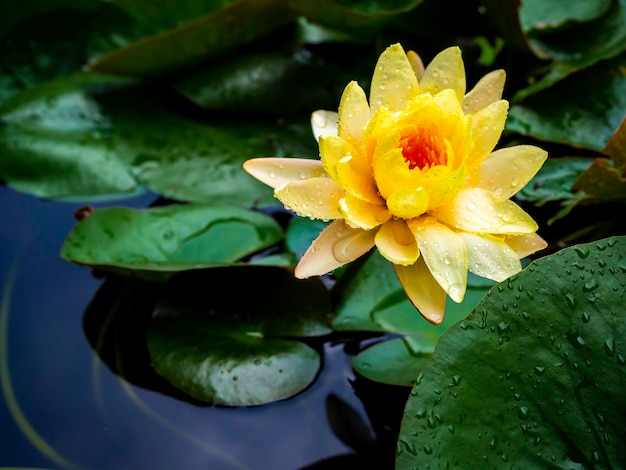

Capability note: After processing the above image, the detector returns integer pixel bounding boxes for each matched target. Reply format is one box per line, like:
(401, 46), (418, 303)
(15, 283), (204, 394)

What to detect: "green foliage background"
(1, 0), (625, 467)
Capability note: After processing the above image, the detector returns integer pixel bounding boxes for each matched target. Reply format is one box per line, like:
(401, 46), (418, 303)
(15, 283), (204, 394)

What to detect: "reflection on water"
(0, 186), (407, 469)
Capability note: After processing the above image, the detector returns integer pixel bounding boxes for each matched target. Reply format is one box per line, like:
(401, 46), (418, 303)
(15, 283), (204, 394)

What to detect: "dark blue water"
(0, 186), (405, 469)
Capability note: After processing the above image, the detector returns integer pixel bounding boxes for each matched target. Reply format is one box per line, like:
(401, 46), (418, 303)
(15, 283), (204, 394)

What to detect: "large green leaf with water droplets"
(0, 72), (316, 204)
(397, 237), (626, 469)
(148, 267), (331, 405)
(508, 53), (626, 152)
(0, 73), (142, 200)
(61, 204), (283, 279)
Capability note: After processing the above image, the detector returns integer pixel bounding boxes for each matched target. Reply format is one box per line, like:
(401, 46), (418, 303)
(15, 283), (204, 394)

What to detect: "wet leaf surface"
(61, 204), (283, 278)
(0, 73), (317, 203)
(508, 54), (626, 152)
(397, 237), (626, 469)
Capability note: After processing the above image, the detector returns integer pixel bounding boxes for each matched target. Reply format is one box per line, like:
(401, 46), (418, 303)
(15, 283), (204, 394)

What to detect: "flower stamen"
(399, 123), (446, 170)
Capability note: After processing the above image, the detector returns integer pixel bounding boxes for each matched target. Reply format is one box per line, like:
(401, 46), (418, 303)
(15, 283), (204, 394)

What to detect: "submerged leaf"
(148, 267), (331, 405)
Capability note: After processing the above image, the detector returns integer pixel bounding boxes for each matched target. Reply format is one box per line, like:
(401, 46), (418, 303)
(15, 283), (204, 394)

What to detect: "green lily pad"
(285, 217), (330, 261)
(507, 54), (626, 152)
(0, 72), (317, 203)
(0, 73), (142, 200)
(352, 337), (432, 387)
(332, 251), (494, 334)
(349, 275), (494, 386)
(519, 0), (611, 33)
(175, 46), (369, 118)
(517, 156), (593, 207)
(147, 266), (331, 405)
(90, 0), (295, 77)
(396, 237), (626, 468)
(61, 204), (283, 279)
(523, 0), (626, 64)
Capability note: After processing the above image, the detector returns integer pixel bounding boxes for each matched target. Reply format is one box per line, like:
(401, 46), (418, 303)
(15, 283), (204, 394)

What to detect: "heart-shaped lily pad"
(147, 266), (332, 405)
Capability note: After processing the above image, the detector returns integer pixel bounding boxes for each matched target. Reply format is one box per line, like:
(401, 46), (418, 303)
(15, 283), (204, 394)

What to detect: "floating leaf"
(0, 73), (316, 203)
(350, 280), (493, 386)
(508, 54), (626, 152)
(176, 46), (368, 117)
(332, 251), (493, 334)
(352, 337), (432, 386)
(397, 237), (626, 468)
(90, 0), (295, 77)
(519, 0), (611, 32)
(517, 156), (593, 207)
(61, 204), (283, 279)
(522, 0), (626, 65)
(147, 267), (331, 405)
(0, 73), (141, 200)
(285, 217), (330, 260)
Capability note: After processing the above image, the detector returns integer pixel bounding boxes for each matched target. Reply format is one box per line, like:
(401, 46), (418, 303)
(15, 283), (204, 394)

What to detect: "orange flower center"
(399, 123), (446, 170)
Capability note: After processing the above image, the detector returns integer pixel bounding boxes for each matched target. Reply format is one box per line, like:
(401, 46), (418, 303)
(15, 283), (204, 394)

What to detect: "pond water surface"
(0, 186), (406, 469)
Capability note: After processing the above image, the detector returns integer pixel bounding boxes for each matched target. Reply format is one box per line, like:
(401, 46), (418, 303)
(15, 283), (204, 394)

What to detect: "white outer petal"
(243, 158), (326, 189)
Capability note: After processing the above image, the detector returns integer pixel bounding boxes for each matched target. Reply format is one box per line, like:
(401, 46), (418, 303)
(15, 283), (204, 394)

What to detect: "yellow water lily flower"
(244, 44), (547, 324)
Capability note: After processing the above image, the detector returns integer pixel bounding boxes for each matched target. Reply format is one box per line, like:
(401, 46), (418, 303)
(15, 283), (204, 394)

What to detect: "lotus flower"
(244, 44), (547, 324)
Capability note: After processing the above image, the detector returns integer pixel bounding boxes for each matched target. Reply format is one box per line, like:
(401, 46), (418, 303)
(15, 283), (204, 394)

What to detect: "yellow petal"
(375, 219), (419, 266)
(459, 232), (521, 282)
(311, 110), (338, 141)
(421, 165), (466, 210)
(318, 135), (355, 181)
(387, 187), (429, 219)
(466, 99), (509, 168)
(465, 145), (548, 200)
(504, 233), (547, 258)
(394, 258), (446, 325)
(338, 81), (370, 153)
(462, 69), (506, 115)
(335, 154), (382, 204)
(275, 178), (343, 220)
(243, 158), (326, 189)
(433, 88), (463, 115)
(433, 188), (538, 234)
(339, 193), (391, 230)
(409, 218), (467, 302)
(407, 50), (425, 79)
(420, 46), (466, 102)
(294, 220), (376, 278)
(370, 43), (420, 114)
